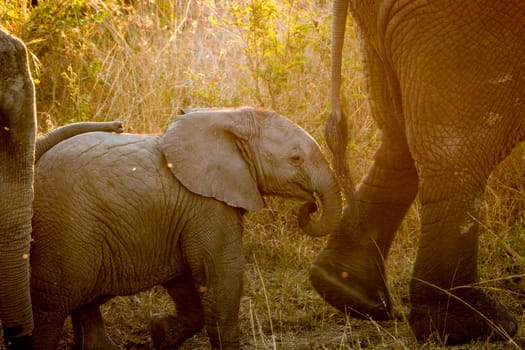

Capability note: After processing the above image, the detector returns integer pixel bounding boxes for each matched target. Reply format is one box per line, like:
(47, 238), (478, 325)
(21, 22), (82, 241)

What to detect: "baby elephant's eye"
(289, 155), (304, 165)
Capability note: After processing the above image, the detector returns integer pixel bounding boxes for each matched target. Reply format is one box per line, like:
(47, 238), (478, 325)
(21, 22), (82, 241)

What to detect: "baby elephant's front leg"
(200, 265), (243, 350)
(150, 274), (205, 348)
(150, 265), (243, 349)
(198, 234), (244, 350)
(183, 209), (245, 349)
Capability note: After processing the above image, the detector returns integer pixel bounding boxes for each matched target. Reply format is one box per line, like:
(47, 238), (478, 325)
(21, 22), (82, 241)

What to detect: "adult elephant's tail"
(35, 121), (124, 161)
(325, 0), (356, 211)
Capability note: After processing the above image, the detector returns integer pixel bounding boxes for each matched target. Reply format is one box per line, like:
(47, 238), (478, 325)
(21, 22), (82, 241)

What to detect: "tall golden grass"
(2, 0), (524, 348)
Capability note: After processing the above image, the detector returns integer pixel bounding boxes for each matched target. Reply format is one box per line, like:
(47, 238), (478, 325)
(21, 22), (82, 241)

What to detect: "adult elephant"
(1, 22), (123, 350)
(310, 0), (525, 345)
(29, 107), (342, 349)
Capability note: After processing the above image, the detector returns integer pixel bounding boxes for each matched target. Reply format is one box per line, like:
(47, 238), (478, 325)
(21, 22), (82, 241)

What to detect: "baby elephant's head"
(160, 107), (342, 237)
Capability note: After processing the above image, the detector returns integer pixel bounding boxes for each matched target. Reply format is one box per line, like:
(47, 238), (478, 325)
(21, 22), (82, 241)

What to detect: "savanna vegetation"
(1, 0), (524, 348)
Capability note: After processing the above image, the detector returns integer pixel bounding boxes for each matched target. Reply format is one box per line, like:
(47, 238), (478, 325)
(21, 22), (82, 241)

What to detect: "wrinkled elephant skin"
(0, 25), (36, 350)
(311, 0), (525, 345)
(0, 24), (124, 349)
(30, 108), (342, 349)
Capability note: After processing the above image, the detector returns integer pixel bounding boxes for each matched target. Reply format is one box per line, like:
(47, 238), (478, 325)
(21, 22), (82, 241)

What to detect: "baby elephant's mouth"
(298, 201), (318, 229)
(294, 184), (316, 203)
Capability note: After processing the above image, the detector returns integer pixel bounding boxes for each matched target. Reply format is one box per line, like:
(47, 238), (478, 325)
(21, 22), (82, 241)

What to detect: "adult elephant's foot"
(150, 313), (204, 349)
(309, 245), (392, 320)
(409, 288), (518, 344)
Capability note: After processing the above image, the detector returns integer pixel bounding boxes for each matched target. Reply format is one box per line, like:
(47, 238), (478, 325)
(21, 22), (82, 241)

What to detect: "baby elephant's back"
(31, 132), (189, 303)
(36, 132), (160, 173)
(33, 132), (170, 238)
(35, 132), (163, 198)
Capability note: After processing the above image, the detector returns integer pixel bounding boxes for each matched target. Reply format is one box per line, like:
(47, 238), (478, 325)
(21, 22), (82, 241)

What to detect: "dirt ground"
(50, 260), (525, 350)
(52, 288), (524, 350)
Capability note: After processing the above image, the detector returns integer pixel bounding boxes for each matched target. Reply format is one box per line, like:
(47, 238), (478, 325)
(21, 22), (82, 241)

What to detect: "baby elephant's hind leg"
(150, 274), (205, 348)
(71, 302), (120, 350)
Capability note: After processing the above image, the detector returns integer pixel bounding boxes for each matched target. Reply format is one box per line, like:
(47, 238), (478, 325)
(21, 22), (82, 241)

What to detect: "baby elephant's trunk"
(297, 158), (342, 237)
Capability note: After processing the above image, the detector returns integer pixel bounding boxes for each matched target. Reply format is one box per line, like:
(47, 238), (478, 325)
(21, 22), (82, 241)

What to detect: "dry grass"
(1, 0), (524, 348)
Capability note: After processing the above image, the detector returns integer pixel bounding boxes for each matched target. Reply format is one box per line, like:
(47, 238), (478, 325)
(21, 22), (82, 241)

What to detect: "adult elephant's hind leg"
(71, 302), (120, 350)
(310, 136), (418, 320)
(312, 40), (418, 320)
(409, 167), (518, 344)
(150, 274), (205, 348)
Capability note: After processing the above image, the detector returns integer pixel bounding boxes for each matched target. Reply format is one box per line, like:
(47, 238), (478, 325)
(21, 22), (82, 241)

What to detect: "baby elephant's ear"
(160, 111), (264, 211)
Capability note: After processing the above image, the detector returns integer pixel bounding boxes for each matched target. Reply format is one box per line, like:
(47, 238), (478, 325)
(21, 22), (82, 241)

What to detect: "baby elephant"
(30, 108), (342, 349)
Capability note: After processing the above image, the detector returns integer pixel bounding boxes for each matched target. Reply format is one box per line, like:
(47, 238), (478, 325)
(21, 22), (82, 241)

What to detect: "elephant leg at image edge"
(310, 140), (418, 320)
(408, 174), (517, 344)
(0, 230), (34, 350)
(0, 28), (36, 349)
(150, 274), (205, 348)
(71, 301), (119, 350)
